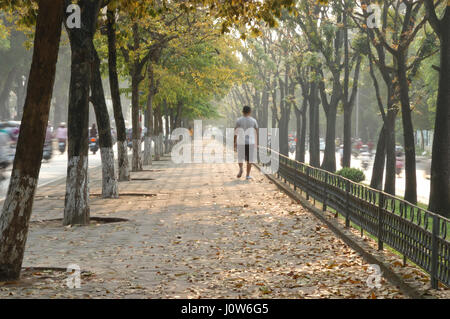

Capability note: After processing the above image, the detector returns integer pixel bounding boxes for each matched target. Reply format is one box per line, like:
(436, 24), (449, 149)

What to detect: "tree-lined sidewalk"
(2, 155), (448, 299)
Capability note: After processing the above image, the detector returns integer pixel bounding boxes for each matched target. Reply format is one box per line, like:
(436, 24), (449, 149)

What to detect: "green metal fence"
(259, 147), (449, 289)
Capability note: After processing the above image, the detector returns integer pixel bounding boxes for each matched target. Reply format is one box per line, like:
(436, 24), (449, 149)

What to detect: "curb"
(256, 165), (425, 299)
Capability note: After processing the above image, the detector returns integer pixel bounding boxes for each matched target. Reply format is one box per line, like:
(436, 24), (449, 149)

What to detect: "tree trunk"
(309, 83), (320, 167)
(0, 0), (64, 281)
(131, 23), (142, 172)
(107, 9), (129, 182)
(271, 89), (278, 129)
(154, 105), (161, 161)
(174, 101), (183, 129)
(420, 130), (425, 151)
(295, 98), (308, 163)
(342, 106), (352, 168)
(158, 109), (164, 155)
(14, 72), (27, 121)
(164, 99), (170, 153)
(279, 79), (290, 156)
(321, 105), (337, 172)
(429, 14), (450, 217)
(90, 48), (118, 198)
(384, 110), (397, 196)
(143, 110), (153, 166)
(370, 124), (386, 190)
(279, 114), (289, 156)
(261, 89), (269, 130)
(143, 106), (153, 166)
(131, 71), (142, 171)
(397, 52), (417, 204)
(154, 105), (164, 160)
(143, 64), (155, 166)
(298, 103), (307, 163)
(64, 0), (101, 226)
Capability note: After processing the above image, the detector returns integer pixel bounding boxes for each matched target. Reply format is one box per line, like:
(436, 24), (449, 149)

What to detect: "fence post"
(293, 162), (297, 191)
(377, 192), (384, 251)
(277, 158), (280, 179)
(431, 214), (439, 289)
(285, 158), (288, 184)
(323, 172), (328, 212)
(306, 166), (310, 200)
(345, 180), (350, 228)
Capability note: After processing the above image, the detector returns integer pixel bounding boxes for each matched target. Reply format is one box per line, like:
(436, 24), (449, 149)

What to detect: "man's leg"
(237, 163), (244, 178)
(245, 144), (253, 179)
(237, 143), (244, 178)
(246, 162), (252, 177)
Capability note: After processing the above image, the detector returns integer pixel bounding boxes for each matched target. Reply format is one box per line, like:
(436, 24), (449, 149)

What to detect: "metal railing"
(259, 147), (450, 289)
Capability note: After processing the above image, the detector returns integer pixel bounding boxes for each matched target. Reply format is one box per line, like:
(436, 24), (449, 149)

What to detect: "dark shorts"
(238, 144), (256, 163)
(245, 144), (250, 162)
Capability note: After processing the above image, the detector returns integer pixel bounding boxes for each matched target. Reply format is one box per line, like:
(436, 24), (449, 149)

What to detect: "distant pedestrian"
(90, 123), (97, 138)
(45, 123), (53, 144)
(234, 106), (258, 180)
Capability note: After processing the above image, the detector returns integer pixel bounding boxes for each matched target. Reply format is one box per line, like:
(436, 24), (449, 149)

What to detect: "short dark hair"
(243, 106), (251, 114)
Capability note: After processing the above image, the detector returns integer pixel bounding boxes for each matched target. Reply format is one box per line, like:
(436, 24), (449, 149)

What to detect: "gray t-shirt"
(235, 116), (258, 145)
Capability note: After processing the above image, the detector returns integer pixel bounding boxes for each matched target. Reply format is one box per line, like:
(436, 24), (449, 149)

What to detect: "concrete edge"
(256, 165), (425, 300)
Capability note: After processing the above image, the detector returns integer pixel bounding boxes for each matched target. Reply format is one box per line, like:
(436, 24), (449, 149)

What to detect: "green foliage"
(336, 168), (366, 183)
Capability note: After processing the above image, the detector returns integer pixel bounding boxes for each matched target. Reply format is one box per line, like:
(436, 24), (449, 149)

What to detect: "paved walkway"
(0, 150), (446, 299)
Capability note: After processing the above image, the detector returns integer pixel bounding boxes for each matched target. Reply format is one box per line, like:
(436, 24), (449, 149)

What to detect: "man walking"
(234, 106), (258, 180)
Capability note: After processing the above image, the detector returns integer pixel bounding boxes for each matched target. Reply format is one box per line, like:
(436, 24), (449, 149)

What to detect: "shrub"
(336, 167), (366, 183)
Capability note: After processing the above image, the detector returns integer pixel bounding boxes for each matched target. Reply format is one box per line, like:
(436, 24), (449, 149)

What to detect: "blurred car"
(319, 138), (326, 151)
(289, 141), (296, 153)
(359, 151), (372, 170)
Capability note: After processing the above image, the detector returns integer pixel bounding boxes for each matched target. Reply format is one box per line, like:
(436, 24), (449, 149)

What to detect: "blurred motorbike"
(360, 152), (371, 170)
(58, 140), (66, 154)
(90, 137), (99, 155)
(43, 141), (53, 161)
(396, 158), (404, 176)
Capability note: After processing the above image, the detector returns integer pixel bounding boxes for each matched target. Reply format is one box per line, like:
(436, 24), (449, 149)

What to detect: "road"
(289, 151), (431, 205)
(0, 145), (431, 206)
(0, 149), (105, 200)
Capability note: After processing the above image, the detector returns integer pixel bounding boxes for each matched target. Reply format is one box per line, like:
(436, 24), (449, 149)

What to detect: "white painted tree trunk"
(143, 136), (153, 166)
(159, 134), (165, 155)
(161, 134), (165, 155)
(160, 134), (164, 155)
(100, 147), (119, 198)
(0, 170), (37, 280)
(132, 139), (142, 171)
(117, 140), (130, 181)
(64, 155), (90, 226)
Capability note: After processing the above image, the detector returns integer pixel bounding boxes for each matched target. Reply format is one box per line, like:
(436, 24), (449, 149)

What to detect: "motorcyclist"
(90, 123), (98, 138)
(42, 123), (54, 161)
(0, 127), (11, 180)
(395, 150), (404, 176)
(45, 123), (53, 145)
(56, 122), (67, 154)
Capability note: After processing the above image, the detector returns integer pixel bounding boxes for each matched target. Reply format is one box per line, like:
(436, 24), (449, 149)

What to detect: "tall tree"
(90, 47), (119, 198)
(63, 0), (102, 225)
(0, 0), (64, 281)
(425, 0), (450, 217)
(106, 8), (130, 181)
